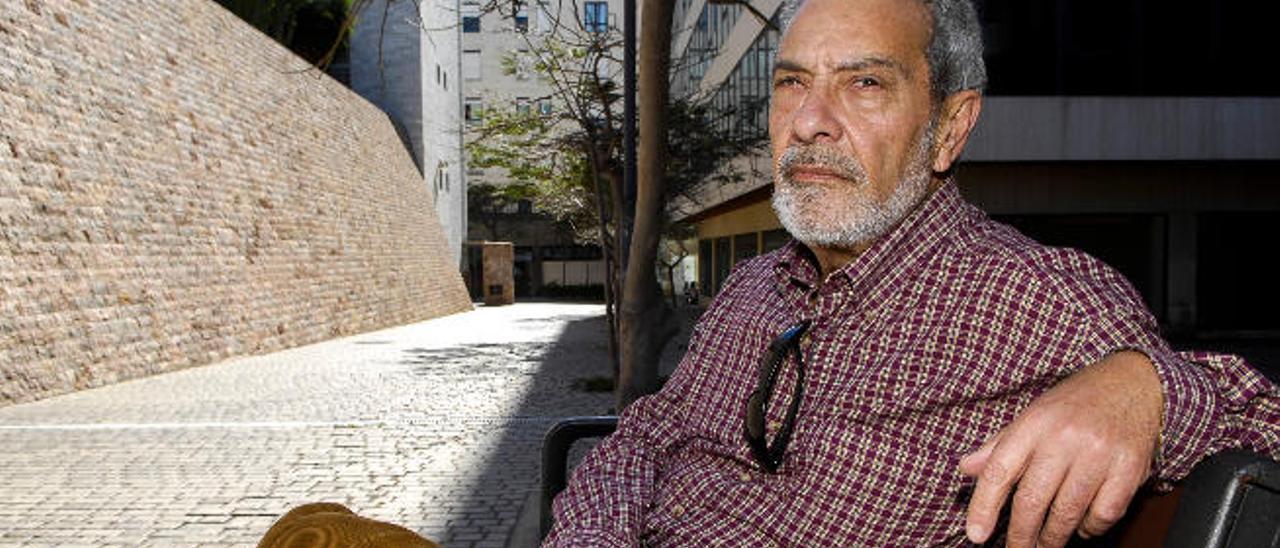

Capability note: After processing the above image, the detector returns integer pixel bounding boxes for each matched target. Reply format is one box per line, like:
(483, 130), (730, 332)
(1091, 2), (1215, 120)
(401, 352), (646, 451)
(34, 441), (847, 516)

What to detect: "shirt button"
(670, 504), (685, 517)
(738, 471), (752, 482)
(767, 419), (782, 433)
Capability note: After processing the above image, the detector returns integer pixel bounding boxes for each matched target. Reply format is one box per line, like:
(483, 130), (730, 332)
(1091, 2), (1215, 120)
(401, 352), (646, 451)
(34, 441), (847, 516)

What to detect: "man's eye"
(775, 76), (803, 88)
(853, 77), (881, 88)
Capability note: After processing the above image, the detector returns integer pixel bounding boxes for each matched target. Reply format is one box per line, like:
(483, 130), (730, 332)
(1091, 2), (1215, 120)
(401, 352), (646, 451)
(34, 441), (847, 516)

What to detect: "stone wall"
(0, 0), (473, 405)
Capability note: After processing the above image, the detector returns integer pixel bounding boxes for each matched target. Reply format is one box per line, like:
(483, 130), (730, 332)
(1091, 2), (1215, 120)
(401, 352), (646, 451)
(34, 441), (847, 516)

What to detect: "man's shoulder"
(950, 217), (1146, 316)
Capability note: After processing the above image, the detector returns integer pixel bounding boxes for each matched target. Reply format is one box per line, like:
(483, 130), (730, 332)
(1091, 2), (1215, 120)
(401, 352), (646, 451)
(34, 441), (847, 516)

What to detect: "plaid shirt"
(546, 183), (1280, 547)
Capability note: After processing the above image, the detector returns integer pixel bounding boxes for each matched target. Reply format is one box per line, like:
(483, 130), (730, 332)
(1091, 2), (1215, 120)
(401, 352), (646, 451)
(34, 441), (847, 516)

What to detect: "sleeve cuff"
(1140, 347), (1223, 486)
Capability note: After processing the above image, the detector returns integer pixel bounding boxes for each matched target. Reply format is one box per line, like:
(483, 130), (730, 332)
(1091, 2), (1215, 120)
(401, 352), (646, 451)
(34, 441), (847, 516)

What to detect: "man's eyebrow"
(774, 59), (806, 74)
(834, 56), (906, 74)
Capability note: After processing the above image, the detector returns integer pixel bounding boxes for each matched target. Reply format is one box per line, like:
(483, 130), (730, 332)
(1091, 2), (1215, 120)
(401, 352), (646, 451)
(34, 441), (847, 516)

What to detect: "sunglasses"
(744, 320), (811, 473)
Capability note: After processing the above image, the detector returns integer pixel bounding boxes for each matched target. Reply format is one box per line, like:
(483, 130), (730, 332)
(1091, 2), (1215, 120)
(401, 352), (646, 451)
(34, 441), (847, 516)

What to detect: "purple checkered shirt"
(546, 183), (1280, 547)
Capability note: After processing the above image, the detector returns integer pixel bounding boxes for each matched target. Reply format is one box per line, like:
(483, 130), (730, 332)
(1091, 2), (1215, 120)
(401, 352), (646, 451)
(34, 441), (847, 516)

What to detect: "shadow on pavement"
(411, 312), (611, 547)
(420, 305), (702, 547)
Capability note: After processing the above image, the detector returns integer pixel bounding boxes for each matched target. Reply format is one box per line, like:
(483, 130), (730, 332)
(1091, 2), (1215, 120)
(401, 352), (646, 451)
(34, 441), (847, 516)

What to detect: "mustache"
(777, 145), (867, 182)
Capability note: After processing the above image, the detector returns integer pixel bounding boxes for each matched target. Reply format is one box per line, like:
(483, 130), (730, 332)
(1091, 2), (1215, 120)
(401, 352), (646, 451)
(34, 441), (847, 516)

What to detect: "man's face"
(769, 0), (939, 250)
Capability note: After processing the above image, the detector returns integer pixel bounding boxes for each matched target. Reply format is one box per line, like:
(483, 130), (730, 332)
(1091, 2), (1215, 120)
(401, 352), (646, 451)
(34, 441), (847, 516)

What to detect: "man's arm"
(959, 351), (1163, 548)
(961, 312), (1280, 548)
(542, 383), (686, 547)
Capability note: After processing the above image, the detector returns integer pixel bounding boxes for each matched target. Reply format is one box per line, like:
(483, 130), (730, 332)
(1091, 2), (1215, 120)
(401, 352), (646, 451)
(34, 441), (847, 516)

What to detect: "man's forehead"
(778, 0), (931, 66)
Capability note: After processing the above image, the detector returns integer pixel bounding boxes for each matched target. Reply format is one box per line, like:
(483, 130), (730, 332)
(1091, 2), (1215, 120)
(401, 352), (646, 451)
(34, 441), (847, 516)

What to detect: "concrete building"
(671, 0), (1280, 335)
(461, 0), (626, 298)
(351, 0), (467, 266)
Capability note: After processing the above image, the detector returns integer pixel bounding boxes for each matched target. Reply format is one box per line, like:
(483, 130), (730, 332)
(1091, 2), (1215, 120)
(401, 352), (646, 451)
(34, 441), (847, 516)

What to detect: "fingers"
(1036, 461), (1107, 548)
(964, 428), (1030, 544)
(1004, 452), (1069, 548)
(1078, 457), (1146, 538)
(959, 430), (1001, 477)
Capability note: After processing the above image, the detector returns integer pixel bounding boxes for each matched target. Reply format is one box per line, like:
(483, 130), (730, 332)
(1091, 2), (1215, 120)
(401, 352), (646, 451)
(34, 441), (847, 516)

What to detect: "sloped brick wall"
(0, 0), (473, 404)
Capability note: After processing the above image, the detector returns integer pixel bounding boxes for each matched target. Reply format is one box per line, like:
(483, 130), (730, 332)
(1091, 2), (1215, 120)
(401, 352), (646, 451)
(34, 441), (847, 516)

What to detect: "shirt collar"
(772, 181), (972, 295)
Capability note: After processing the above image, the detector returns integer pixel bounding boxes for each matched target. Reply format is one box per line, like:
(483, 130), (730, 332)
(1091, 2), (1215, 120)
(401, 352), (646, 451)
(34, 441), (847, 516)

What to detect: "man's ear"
(931, 90), (982, 174)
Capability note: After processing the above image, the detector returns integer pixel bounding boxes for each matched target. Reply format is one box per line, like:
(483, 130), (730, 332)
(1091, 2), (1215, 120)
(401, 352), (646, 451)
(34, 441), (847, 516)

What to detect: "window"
(515, 97), (531, 115)
(584, 2), (608, 33)
(733, 233), (758, 265)
(537, 99), (553, 116)
(514, 49), (531, 79)
(537, 1), (552, 33)
(462, 3), (481, 32)
(464, 97), (483, 124)
(463, 50), (482, 80)
(515, 4), (529, 32)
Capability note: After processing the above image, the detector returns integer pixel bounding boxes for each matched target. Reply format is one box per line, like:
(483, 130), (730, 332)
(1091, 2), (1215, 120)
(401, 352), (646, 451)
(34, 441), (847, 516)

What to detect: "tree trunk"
(587, 142), (621, 379)
(616, 0), (677, 411)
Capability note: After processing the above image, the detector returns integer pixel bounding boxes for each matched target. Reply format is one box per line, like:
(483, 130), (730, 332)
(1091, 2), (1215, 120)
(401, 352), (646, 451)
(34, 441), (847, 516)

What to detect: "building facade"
(672, 0), (1280, 336)
(351, 0), (467, 266)
(461, 0), (626, 298)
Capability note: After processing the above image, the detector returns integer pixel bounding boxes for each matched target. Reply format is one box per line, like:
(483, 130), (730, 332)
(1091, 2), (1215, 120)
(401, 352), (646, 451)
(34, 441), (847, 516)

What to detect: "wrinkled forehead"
(778, 0), (931, 70)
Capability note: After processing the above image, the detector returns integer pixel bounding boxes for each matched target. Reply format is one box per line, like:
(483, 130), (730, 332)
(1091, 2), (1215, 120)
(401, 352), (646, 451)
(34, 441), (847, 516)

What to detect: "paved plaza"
(0, 303), (667, 547)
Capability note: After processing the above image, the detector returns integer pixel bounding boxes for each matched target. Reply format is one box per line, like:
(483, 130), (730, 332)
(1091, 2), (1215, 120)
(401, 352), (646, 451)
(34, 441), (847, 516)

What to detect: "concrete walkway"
(0, 303), (643, 547)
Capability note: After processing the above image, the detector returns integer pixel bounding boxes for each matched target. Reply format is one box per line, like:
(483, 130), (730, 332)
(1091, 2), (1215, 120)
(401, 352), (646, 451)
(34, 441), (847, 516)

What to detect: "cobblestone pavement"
(0, 303), (684, 547)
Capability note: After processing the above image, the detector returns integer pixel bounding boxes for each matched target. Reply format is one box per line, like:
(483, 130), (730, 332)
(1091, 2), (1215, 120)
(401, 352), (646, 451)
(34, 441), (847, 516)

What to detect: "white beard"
(771, 126), (935, 250)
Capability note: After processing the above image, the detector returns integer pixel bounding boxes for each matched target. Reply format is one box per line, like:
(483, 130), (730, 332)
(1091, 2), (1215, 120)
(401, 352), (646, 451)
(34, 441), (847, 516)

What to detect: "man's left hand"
(959, 351), (1164, 547)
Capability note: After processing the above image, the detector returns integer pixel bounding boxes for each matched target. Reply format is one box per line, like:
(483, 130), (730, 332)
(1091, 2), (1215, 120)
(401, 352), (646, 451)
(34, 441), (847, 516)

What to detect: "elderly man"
(545, 0), (1280, 546)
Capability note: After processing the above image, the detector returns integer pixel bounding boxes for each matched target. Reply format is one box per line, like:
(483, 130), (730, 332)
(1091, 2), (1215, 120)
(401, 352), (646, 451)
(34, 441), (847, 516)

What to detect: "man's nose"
(791, 88), (842, 144)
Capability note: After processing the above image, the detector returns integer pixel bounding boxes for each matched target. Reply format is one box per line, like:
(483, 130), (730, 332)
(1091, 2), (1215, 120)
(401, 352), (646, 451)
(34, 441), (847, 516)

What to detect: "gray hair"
(778, 0), (987, 100)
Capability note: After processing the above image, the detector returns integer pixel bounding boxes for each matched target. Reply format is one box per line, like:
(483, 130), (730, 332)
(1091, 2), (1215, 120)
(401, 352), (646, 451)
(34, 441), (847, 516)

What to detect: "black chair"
(539, 418), (1279, 547)
(1163, 450), (1280, 547)
(540, 415), (619, 538)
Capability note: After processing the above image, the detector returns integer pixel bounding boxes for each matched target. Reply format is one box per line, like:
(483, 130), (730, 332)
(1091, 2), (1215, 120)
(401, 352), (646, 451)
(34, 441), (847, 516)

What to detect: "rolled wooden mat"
(257, 502), (440, 548)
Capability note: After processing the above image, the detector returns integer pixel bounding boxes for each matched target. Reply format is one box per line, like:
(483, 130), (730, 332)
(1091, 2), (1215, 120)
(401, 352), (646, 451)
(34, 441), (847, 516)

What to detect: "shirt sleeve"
(543, 255), (764, 546)
(541, 379), (686, 547)
(1148, 348), (1280, 484)
(1083, 307), (1280, 487)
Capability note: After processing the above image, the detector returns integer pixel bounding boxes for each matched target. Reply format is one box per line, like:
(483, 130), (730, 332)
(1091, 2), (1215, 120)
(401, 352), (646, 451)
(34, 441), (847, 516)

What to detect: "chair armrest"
(540, 416), (620, 539)
(1163, 450), (1280, 548)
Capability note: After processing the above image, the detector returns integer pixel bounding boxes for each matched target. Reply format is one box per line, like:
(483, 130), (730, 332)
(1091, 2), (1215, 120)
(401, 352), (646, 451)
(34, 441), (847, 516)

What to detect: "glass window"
(584, 2), (608, 33)
(733, 233), (757, 265)
(538, 99), (553, 116)
(462, 2), (481, 32)
(515, 49), (531, 79)
(515, 5), (529, 32)
(698, 239), (713, 296)
(980, 0), (1280, 96)
(464, 97), (483, 123)
(762, 229), (790, 252)
(516, 97), (531, 115)
(463, 50), (481, 80)
(714, 237), (730, 294)
(537, 1), (553, 33)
